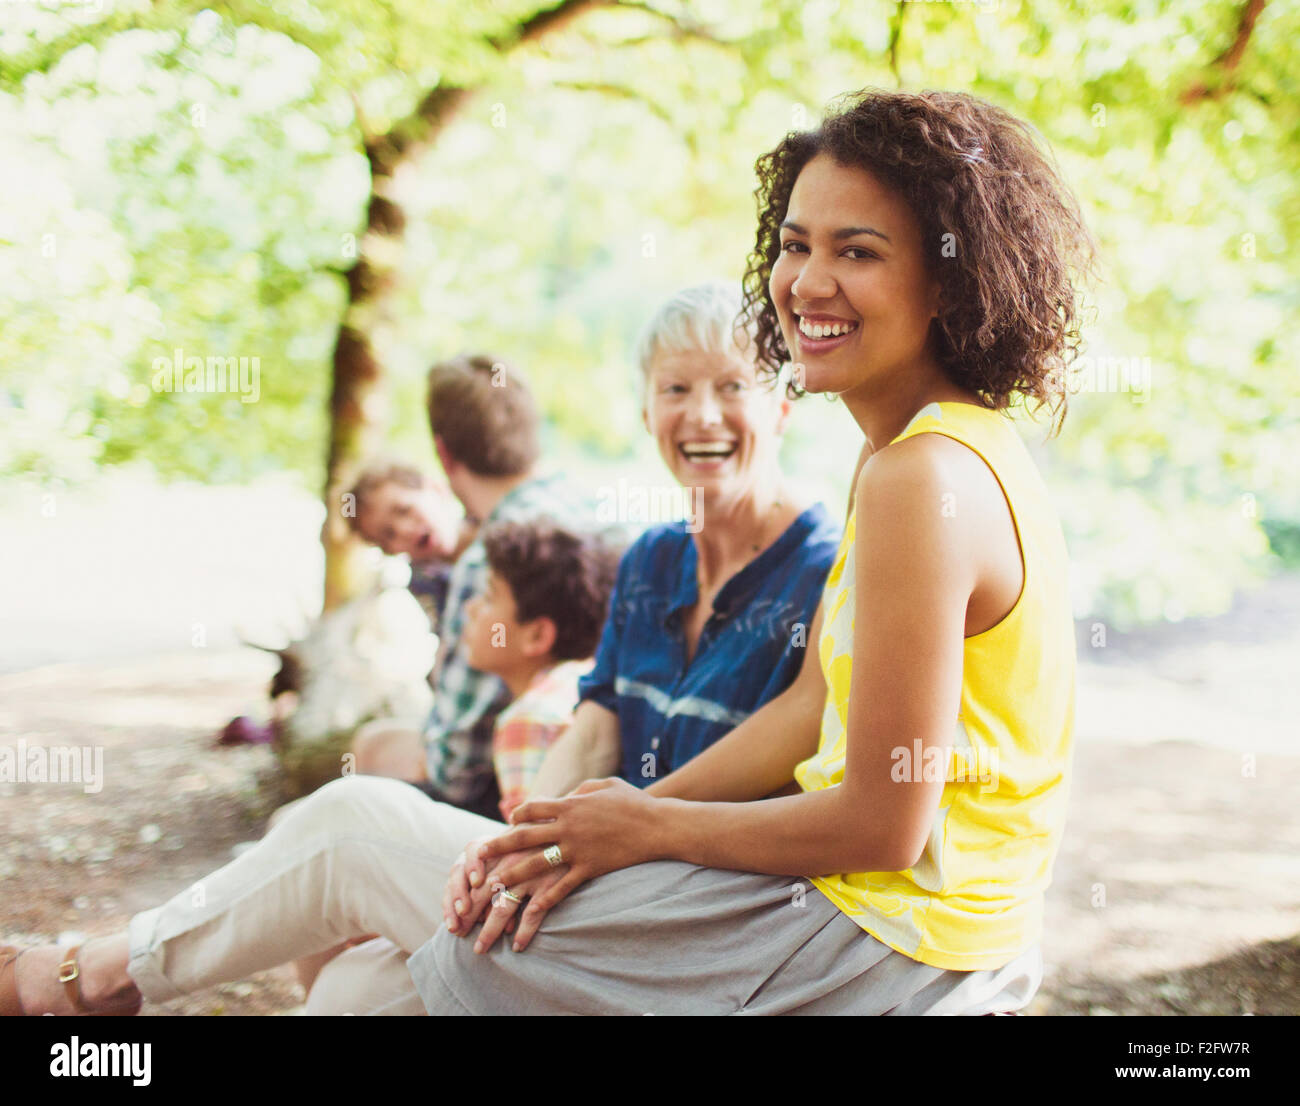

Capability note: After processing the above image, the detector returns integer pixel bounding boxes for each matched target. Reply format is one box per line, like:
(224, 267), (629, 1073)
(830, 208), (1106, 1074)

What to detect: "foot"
(77, 936), (142, 1013)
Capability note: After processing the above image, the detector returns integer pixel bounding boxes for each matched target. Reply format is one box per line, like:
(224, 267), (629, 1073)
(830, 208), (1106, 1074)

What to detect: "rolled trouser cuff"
(127, 906), (186, 1003)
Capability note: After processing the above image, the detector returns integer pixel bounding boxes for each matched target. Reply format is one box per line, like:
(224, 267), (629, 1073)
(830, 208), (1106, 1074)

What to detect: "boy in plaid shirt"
(461, 519), (620, 820)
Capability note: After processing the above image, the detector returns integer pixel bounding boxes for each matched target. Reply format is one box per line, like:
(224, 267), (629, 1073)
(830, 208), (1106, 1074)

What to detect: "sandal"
(0, 944), (142, 1016)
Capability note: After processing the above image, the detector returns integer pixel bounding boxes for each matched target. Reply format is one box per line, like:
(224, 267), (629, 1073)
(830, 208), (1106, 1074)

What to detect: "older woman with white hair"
(526, 279), (842, 794)
(1, 282), (842, 1016)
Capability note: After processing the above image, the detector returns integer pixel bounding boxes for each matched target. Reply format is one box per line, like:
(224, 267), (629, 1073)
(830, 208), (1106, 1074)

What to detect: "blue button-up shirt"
(579, 503), (843, 785)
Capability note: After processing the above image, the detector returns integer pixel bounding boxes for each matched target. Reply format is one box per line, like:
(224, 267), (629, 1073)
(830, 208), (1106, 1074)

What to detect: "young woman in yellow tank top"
(418, 89), (1096, 1014)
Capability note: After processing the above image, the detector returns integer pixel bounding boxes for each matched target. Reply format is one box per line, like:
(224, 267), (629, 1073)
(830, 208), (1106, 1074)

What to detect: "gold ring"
(543, 845), (564, 868)
(498, 888), (524, 904)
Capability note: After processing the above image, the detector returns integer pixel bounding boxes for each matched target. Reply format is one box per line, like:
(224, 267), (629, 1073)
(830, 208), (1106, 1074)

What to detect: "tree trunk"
(321, 0), (610, 610)
(322, 85), (470, 609)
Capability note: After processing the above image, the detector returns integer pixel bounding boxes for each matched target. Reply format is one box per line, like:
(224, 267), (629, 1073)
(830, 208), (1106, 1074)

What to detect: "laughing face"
(642, 342), (789, 509)
(769, 153), (942, 402)
(355, 480), (460, 561)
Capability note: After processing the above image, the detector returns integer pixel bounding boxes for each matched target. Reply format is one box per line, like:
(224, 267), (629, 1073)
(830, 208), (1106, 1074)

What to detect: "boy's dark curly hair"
(483, 519), (622, 663)
(740, 89), (1095, 424)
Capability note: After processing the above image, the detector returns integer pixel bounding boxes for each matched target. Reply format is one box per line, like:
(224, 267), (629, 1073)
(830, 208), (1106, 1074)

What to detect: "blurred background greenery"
(2, 0), (1295, 627)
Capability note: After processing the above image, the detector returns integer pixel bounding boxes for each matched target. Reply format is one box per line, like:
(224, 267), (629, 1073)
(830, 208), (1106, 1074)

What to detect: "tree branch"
(363, 0), (617, 177)
(596, 0), (727, 45)
(1180, 0), (1268, 105)
(488, 0), (619, 52)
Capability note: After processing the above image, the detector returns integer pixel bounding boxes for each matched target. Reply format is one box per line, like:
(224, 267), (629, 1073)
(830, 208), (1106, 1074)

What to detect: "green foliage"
(1, 0), (1295, 625)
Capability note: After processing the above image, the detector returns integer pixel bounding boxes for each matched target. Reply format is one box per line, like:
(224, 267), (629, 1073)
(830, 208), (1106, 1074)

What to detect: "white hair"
(633, 281), (763, 401)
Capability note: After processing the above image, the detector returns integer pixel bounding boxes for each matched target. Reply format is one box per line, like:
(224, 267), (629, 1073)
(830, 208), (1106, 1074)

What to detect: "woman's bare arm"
(647, 602), (826, 803)
(641, 437), (977, 874)
(527, 699), (621, 798)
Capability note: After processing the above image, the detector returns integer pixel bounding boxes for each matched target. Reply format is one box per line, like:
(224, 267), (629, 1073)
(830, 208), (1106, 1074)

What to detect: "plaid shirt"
(492, 659), (592, 820)
(422, 473), (599, 810)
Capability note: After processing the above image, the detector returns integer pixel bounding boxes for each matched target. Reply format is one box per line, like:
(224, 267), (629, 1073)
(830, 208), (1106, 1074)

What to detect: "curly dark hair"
(740, 88), (1095, 424)
(483, 519), (622, 663)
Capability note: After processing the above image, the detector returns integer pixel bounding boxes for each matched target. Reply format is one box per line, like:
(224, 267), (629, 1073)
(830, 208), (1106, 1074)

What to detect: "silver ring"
(498, 888), (524, 904)
(543, 844), (564, 868)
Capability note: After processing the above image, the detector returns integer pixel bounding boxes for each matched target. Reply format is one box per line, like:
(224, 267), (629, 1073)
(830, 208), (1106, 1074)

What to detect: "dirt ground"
(2, 588), (1298, 1015)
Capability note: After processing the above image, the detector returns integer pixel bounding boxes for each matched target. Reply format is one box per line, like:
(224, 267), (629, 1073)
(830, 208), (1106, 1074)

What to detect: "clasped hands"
(440, 777), (655, 953)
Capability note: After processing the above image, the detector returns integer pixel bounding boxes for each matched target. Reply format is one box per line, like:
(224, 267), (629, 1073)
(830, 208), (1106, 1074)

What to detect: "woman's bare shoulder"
(854, 431), (981, 503)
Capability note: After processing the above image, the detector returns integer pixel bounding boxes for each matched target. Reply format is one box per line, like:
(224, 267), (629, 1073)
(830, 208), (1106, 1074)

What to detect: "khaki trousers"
(127, 775), (499, 1015)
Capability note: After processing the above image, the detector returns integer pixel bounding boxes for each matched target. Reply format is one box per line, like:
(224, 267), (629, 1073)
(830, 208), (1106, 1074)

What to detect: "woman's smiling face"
(769, 153), (942, 401)
(643, 343), (788, 506)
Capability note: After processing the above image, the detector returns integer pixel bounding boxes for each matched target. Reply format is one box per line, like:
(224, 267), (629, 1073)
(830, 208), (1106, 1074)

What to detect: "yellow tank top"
(794, 401), (1076, 971)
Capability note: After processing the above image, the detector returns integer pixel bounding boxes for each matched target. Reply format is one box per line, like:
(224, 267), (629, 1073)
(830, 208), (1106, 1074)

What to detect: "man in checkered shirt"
(350, 354), (600, 819)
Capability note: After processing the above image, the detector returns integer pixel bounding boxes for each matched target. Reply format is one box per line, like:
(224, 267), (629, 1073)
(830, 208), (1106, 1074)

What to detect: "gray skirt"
(406, 860), (1041, 1015)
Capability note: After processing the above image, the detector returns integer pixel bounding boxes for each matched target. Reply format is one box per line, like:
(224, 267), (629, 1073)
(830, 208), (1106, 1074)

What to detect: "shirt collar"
(481, 472), (557, 525)
(664, 503), (828, 626)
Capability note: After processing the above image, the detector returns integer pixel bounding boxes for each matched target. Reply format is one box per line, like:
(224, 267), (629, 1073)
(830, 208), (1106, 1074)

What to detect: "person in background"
(478, 281), (843, 802)
(345, 461), (473, 626)
(349, 354), (600, 820)
(294, 516), (620, 1004)
(463, 519), (620, 822)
